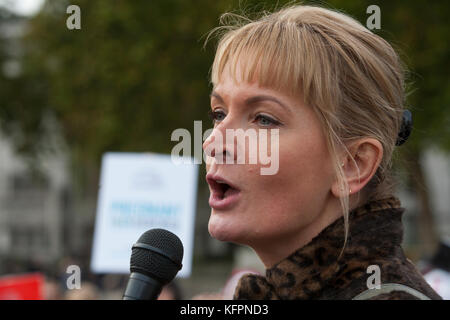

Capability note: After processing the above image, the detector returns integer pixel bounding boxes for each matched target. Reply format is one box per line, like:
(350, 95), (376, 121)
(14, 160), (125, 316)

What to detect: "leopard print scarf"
(233, 196), (442, 300)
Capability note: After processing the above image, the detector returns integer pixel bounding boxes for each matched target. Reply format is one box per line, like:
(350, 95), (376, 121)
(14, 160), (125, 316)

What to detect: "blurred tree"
(0, 7), (48, 170)
(0, 0), (290, 191)
(0, 0), (449, 258)
(385, 0), (450, 258)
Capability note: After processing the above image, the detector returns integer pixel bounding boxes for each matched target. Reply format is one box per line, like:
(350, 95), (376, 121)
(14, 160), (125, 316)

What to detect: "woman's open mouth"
(206, 173), (241, 210)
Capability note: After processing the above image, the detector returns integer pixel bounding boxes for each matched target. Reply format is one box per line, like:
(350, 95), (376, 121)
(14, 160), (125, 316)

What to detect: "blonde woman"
(202, 5), (442, 300)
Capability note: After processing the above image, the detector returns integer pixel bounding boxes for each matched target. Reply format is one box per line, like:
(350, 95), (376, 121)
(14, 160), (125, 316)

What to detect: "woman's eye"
(255, 114), (280, 127)
(208, 110), (226, 123)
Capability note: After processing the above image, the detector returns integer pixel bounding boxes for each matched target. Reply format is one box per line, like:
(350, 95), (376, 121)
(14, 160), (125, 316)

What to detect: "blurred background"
(0, 0), (448, 299)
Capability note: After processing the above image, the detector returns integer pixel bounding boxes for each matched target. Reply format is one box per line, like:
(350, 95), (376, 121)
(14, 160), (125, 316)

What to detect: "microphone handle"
(123, 272), (162, 300)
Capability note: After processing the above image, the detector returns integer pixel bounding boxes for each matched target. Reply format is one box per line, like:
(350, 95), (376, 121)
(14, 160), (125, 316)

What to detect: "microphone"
(123, 228), (184, 300)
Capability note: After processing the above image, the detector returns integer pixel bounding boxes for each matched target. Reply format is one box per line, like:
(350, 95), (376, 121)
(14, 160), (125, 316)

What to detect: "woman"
(202, 5), (442, 299)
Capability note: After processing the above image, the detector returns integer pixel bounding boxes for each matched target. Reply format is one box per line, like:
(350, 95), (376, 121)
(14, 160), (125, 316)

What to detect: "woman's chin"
(208, 220), (230, 242)
(208, 214), (242, 243)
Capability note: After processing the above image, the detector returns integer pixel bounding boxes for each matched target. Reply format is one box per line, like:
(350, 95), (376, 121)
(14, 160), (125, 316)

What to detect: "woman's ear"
(331, 138), (383, 198)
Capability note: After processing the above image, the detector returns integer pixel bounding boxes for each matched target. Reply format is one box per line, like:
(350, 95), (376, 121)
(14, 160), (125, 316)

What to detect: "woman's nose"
(203, 126), (236, 164)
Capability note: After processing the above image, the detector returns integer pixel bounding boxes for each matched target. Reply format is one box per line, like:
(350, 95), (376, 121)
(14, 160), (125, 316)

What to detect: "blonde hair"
(205, 4), (406, 254)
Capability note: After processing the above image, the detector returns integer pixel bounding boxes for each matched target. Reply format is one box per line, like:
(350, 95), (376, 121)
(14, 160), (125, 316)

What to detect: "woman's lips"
(206, 173), (241, 210)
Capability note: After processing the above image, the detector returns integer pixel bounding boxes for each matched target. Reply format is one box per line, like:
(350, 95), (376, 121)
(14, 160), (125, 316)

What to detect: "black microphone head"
(130, 228), (184, 284)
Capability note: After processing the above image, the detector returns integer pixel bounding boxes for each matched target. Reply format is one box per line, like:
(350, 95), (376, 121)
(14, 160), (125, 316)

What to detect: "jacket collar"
(234, 196), (405, 299)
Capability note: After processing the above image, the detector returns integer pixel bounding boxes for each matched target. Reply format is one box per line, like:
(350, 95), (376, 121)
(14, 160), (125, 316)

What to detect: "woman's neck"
(253, 195), (355, 268)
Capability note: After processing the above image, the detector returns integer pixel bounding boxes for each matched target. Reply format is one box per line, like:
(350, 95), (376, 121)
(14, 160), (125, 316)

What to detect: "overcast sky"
(0, 0), (45, 16)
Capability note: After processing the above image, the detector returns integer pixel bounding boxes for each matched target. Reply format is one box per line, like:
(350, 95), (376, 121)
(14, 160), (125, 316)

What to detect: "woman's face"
(203, 66), (336, 260)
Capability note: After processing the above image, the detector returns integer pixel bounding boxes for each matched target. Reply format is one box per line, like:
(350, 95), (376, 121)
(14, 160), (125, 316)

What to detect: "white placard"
(90, 152), (198, 277)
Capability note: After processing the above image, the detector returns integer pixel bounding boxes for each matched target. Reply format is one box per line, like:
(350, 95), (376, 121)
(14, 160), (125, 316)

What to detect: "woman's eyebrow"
(210, 91), (291, 113)
(210, 91), (224, 103)
(245, 95), (290, 112)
